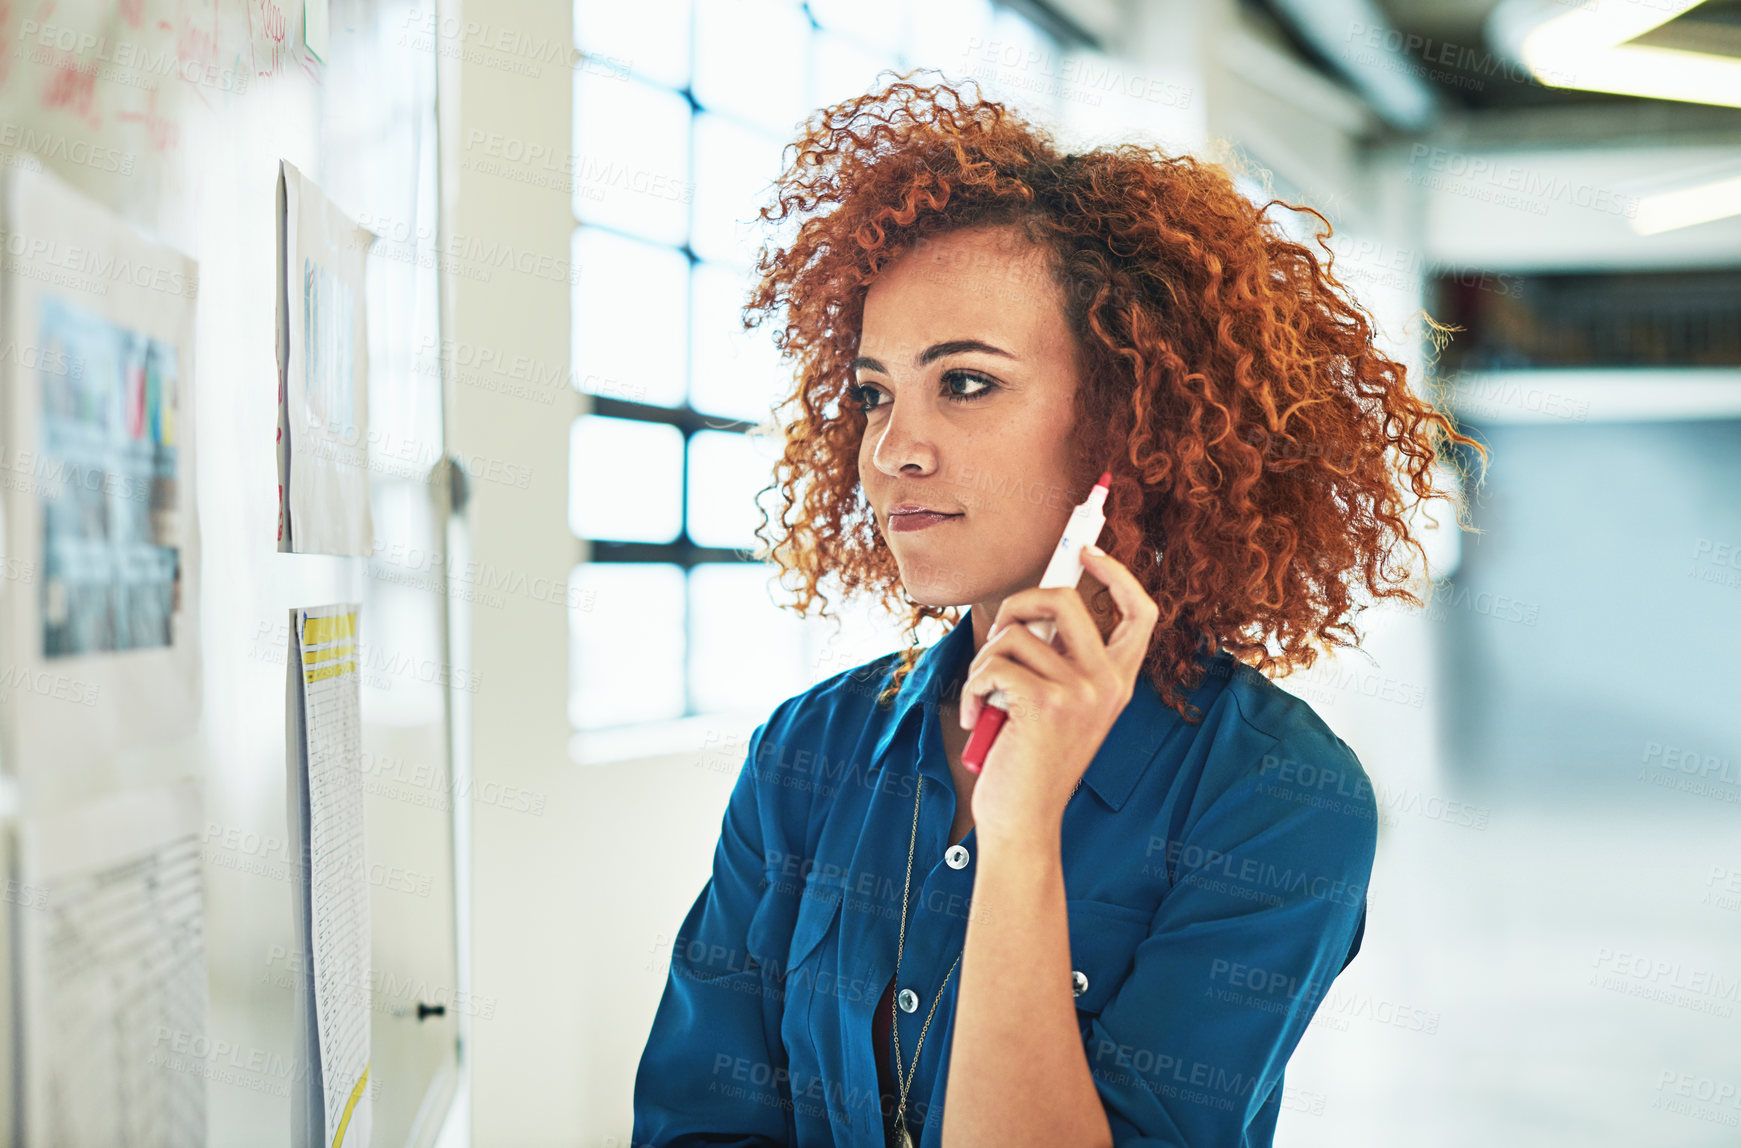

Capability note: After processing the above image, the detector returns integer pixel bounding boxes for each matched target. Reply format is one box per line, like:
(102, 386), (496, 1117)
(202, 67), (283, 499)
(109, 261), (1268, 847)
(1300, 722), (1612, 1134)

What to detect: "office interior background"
(543, 1), (1741, 1145)
(0, 0), (1736, 1144)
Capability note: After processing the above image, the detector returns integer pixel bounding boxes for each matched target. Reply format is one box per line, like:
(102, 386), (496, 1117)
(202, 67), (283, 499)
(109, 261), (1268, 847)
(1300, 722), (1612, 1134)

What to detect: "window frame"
(569, 0), (1084, 745)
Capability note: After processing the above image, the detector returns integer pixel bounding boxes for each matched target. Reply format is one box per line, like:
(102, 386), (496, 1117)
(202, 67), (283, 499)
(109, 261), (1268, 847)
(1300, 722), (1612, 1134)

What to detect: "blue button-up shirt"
(633, 605), (1376, 1147)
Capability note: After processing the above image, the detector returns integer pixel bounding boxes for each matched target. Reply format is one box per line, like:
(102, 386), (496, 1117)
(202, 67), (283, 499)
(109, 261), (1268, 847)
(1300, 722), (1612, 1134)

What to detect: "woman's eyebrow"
(852, 338), (1018, 373)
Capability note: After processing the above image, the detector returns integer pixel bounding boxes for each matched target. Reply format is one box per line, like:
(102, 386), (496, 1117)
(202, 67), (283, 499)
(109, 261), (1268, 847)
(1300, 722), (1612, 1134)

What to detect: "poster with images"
(276, 158), (375, 555)
(0, 163), (201, 770)
(39, 293), (183, 656)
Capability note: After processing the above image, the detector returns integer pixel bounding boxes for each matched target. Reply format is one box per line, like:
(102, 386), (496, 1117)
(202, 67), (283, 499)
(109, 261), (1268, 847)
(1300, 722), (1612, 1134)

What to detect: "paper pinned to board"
(276, 159), (375, 556)
(15, 777), (211, 1148)
(286, 602), (373, 1148)
(0, 162), (202, 770)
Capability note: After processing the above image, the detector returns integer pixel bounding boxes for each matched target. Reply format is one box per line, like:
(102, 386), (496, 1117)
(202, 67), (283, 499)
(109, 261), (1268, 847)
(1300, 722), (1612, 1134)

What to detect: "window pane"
(570, 563), (686, 728)
(956, 7), (1055, 116)
(990, 7), (1062, 122)
(1051, 46), (1200, 152)
(573, 70), (691, 244)
(690, 261), (786, 422)
(692, 112), (789, 269)
(688, 563), (809, 713)
(801, 592), (913, 687)
(574, 0), (692, 89)
(691, 0), (811, 136)
(808, 0), (908, 56)
(572, 226), (688, 407)
(686, 429), (777, 550)
(570, 416), (685, 542)
(908, 0), (995, 80)
(811, 30), (901, 112)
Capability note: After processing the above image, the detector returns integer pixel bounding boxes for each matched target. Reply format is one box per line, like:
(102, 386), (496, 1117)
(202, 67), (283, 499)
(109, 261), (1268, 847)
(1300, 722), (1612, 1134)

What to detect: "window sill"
(567, 709), (766, 767)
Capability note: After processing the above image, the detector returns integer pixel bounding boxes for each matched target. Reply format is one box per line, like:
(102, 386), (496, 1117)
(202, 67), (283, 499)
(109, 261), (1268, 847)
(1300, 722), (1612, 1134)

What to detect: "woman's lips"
(889, 511), (963, 532)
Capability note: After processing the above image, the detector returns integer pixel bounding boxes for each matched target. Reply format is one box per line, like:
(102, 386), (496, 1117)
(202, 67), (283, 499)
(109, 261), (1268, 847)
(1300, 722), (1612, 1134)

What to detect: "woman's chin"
(894, 579), (972, 611)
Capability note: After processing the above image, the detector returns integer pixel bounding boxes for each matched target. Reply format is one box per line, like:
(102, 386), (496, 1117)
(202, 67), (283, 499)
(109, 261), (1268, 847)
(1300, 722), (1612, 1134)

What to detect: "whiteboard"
(0, 1), (465, 1144)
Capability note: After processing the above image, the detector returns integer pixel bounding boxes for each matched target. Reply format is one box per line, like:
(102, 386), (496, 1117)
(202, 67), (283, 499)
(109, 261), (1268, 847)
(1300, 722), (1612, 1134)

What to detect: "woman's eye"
(850, 371), (998, 414)
(943, 370), (997, 401)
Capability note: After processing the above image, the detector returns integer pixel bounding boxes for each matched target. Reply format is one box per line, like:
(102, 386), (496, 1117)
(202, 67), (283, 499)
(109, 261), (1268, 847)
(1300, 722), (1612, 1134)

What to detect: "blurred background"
(530, 1), (1741, 1145)
(3, 0), (1736, 1144)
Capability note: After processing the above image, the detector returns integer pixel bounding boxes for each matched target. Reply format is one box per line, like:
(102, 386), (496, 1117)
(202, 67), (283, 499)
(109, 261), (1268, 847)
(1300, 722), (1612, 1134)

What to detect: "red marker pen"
(961, 471), (1112, 772)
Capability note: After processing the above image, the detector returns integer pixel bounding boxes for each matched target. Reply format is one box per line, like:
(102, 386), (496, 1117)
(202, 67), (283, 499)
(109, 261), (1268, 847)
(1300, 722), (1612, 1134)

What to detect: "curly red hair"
(744, 72), (1486, 722)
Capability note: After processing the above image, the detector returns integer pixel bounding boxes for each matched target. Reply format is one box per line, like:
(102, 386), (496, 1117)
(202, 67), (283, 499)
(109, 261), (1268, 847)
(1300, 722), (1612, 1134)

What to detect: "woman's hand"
(959, 545), (1161, 850)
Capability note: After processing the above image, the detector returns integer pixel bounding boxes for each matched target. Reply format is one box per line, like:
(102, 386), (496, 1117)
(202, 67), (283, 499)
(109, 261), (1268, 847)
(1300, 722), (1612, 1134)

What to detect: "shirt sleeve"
(631, 713), (794, 1147)
(1082, 730), (1379, 1146)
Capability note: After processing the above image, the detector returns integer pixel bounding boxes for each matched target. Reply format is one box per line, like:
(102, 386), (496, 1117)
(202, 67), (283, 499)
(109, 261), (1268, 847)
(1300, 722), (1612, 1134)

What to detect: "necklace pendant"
(895, 1126), (914, 1148)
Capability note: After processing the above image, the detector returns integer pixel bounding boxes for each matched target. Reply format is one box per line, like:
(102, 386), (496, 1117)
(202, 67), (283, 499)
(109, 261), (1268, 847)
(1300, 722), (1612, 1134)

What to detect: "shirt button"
(944, 844), (969, 869)
(897, 988), (919, 1013)
(1072, 970), (1088, 998)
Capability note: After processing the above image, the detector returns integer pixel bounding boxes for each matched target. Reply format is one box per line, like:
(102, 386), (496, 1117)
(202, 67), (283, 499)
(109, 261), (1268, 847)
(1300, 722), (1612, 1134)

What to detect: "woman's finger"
(987, 585), (1110, 673)
(959, 654), (1053, 752)
(1079, 546), (1161, 669)
(964, 618), (1074, 721)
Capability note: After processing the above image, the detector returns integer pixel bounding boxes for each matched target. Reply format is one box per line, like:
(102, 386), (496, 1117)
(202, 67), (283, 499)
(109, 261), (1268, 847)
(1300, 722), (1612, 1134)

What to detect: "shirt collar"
(867, 607), (978, 774)
(864, 607), (1221, 813)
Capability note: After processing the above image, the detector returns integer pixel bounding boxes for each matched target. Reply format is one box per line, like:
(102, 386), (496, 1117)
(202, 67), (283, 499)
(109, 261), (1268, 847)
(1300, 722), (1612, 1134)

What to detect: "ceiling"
(1247, 0), (1741, 117)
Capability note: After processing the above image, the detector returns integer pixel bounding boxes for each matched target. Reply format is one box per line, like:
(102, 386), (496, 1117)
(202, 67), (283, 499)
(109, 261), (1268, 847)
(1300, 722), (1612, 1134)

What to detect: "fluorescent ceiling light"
(1489, 0), (1741, 109)
(1632, 171), (1741, 235)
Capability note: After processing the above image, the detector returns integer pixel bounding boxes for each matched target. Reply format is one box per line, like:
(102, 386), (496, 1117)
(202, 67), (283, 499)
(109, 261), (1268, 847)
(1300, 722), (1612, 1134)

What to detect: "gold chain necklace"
(886, 768), (1085, 1147)
(889, 772), (957, 1148)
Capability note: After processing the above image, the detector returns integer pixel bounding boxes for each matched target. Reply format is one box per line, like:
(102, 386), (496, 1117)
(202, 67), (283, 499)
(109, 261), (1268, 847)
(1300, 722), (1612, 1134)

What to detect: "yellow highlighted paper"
(303, 612), (356, 645)
(332, 1062), (370, 1148)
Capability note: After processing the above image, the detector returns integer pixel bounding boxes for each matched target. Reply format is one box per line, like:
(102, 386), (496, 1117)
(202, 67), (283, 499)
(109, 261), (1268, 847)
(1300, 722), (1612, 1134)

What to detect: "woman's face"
(855, 225), (1087, 611)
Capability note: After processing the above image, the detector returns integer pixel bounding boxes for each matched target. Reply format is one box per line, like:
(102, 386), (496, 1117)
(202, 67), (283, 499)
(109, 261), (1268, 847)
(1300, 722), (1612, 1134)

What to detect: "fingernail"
(1084, 543), (1104, 556)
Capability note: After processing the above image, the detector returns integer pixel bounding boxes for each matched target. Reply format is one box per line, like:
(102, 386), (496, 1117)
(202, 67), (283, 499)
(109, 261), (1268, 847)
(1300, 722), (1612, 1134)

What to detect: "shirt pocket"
(744, 873), (787, 975)
(1065, 898), (1152, 1017)
(746, 869), (846, 982)
(785, 871), (845, 971)
(777, 873), (846, 1062)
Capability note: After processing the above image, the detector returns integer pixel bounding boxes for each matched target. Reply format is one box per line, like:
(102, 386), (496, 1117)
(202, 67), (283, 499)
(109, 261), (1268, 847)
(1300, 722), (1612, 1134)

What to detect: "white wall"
(437, 0), (585, 1142)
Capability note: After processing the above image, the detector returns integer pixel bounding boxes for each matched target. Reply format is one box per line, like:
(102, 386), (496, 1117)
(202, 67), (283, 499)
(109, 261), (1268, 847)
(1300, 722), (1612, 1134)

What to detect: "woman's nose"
(870, 400), (939, 477)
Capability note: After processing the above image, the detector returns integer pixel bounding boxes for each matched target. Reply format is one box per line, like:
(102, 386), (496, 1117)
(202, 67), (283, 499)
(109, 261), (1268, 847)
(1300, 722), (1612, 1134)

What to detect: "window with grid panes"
(569, 0), (1078, 734)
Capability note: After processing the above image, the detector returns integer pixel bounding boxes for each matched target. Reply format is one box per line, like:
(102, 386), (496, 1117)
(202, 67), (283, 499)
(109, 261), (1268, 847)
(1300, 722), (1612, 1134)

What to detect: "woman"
(632, 74), (1483, 1148)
